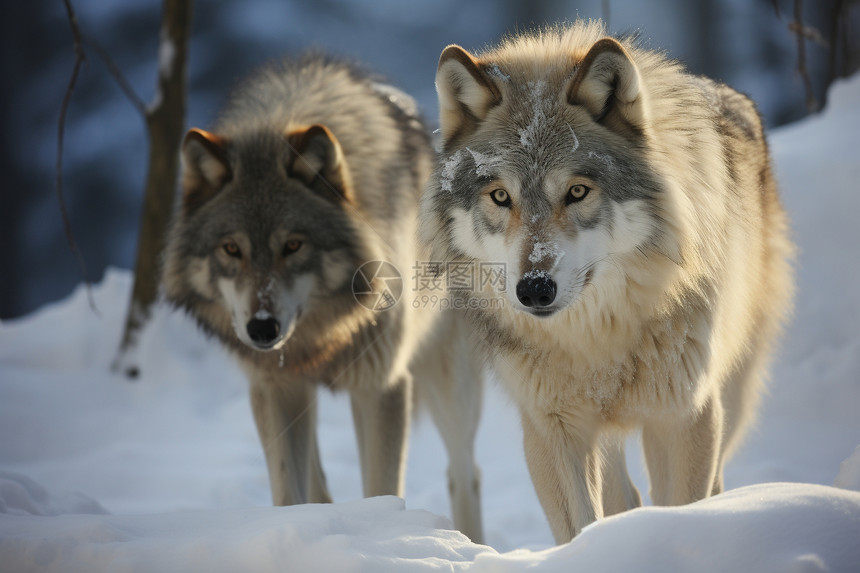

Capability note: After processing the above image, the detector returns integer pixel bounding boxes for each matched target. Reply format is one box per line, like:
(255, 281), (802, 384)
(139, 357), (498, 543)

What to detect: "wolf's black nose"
(516, 275), (557, 308)
(246, 317), (280, 345)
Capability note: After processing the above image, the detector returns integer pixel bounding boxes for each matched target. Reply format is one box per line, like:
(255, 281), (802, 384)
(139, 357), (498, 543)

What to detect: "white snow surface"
(2, 75), (860, 571)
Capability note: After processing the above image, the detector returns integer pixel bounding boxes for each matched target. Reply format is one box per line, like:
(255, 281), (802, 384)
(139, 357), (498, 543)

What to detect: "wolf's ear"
(287, 124), (354, 202)
(436, 45), (501, 145)
(567, 38), (648, 137)
(181, 128), (232, 214)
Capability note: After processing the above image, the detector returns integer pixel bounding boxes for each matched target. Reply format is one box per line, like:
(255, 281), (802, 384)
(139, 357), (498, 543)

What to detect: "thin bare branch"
(771, 0), (781, 18)
(58, 0), (98, 314)
(792, 0), (819, 112)
(83, 36), (149, 117)
(787, 20), (829, 47)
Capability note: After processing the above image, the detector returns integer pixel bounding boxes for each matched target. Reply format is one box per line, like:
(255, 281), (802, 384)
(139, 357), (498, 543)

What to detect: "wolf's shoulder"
(222, 54), (373, 108)
(214, 53), (426, 145)
(688, 75), (764, 142)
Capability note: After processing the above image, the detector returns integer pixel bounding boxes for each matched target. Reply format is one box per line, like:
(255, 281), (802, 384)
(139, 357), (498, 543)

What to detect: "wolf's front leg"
(642, 391), (724, 506)
(521, 411), (603, 543)
(349, 376), (411, 498)
(249, 377), (331, 505)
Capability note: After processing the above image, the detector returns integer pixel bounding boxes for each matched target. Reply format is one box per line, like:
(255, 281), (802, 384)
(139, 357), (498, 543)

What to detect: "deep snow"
(1, 75), (859, 571)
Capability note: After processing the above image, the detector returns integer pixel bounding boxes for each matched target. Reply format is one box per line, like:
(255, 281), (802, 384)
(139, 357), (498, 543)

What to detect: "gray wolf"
(420, 21), (794, 543)
(162, 54), (484, 542)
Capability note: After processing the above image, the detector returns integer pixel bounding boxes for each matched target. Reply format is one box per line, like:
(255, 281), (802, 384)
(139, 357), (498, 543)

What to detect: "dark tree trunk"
(114, 0), (192, 378)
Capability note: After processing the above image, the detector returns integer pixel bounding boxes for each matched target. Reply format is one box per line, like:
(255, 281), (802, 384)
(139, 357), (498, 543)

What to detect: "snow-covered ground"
(2, 76), (859, 571)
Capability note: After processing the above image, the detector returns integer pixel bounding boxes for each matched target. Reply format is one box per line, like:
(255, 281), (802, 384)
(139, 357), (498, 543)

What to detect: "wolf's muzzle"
(516, 275), (557, 309)
(246, 317), (281, 347)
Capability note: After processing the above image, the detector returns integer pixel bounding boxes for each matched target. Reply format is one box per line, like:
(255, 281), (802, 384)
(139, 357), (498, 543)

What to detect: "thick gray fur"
(163, 54), (485, 543)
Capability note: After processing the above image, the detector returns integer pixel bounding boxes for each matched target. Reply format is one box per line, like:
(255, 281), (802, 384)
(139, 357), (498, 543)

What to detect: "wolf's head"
(163, 123), (370, 352)
(422, 25), (676, 319)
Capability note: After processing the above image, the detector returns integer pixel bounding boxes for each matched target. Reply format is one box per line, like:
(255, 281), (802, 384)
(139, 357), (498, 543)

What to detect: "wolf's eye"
(490, 188), (512, 208)
(283, 239), (303, 256)
(223, 242), (242, 258)
(565, 184), (591, 205)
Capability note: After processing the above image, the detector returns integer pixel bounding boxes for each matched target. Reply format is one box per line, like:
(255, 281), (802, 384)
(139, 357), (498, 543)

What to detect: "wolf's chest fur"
(485, 287), (718, 425)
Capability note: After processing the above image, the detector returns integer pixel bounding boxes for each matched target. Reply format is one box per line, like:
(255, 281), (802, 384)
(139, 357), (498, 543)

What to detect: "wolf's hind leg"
(249, 378), (324, 505)
(713, 355), (766, 496)
(642, 392), (724, 506)
(307, 424), (332, 503)
(349, 377), (411, 498)
(600, 437), (641, 516)
(413, 325), (485, 543)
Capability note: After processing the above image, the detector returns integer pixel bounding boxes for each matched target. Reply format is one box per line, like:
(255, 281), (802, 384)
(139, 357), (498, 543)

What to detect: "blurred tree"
(770, 0), (859, 118)
(113, 0), (192, 378)
(0, 0), (60, 319)
(822, 0), (860, 86)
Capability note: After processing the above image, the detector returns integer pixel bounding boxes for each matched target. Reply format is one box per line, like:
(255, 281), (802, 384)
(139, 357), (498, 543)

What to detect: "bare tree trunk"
(113, 0), (192, 378)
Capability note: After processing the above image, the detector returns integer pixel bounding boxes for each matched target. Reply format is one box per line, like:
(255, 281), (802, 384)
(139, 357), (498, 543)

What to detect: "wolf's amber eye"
(283, 239), (303, 256)
(565, 184), (591, 205)
(223, 242), (242, 258)
(490, 188), (512, 208)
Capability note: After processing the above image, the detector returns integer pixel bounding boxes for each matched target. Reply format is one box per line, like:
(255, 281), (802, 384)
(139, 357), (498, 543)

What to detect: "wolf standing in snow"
(420, 21), (794, 543)
(162, 54), (484, 542)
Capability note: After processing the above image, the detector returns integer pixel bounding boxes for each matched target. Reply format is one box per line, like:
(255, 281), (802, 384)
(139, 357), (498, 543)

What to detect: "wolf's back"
(214, 54), (433, 218)
(703, 76), (795, 361)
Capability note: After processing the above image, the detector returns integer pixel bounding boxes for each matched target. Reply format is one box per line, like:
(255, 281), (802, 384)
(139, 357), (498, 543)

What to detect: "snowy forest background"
(1, 0), (858, 319)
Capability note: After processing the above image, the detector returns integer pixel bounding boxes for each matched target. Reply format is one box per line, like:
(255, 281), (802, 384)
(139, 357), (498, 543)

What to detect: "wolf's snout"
(516, 275), (557, 308)
(246, 317), (281, 346)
